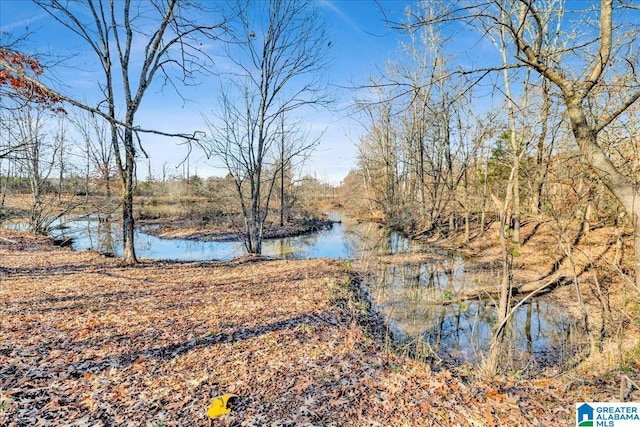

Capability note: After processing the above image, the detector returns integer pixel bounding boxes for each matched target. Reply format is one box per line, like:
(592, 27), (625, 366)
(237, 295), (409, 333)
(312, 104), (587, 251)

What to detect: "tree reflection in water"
(45, 212), (583, 370)
(364, 228), (584, 370)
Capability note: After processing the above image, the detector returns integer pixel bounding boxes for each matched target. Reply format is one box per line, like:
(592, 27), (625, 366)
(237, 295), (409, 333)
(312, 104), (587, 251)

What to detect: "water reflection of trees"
(368, 247), (582, 368)
(88, 218), (116, 255)
(51, 217), (119, 255)
(44, 212), (584, 370)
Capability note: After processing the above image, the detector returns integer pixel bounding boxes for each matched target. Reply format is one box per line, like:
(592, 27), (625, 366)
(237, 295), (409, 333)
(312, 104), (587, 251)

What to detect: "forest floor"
(1, 225), (639, 426)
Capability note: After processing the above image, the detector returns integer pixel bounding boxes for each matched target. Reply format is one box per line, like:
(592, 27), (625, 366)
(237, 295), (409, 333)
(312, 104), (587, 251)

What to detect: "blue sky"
(0, 0), (411, 184)
(3, 1), (639, 184)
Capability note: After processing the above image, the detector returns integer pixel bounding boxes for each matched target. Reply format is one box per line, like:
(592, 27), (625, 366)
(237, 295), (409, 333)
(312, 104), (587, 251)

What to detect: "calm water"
(46, 213), (581, 367)
(50, 215), (357, 261)
(369, 257), (579, 366)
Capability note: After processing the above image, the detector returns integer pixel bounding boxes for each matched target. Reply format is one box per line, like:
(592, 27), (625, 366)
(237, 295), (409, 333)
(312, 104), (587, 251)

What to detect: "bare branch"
(0, 54), (202, 142)
(584, 0), (613, 94)
(595, 89), (640, 133)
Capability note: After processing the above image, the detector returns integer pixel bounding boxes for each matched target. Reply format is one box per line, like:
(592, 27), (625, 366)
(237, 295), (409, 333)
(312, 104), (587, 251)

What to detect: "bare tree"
(7, 106), (73, 234)
(276, 113), (305, 227)
(72, 111), (115, 203)
(356, 6), (487, 240)
(204, 0), (330, 254)
(2, 0), (226, 263)
(356, 90), (400, 224)
(404, 0), (640, 374)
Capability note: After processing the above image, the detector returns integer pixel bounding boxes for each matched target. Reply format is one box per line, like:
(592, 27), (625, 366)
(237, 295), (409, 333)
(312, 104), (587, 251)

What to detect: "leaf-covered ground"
(0, 230), (632, 426)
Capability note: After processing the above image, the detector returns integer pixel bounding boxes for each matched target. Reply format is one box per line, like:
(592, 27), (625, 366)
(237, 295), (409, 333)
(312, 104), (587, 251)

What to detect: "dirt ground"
(1, 227), (638, 426)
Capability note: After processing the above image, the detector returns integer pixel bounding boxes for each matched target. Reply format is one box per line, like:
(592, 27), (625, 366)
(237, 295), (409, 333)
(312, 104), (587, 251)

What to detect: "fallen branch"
(492, 274), (569, 339)
(620, 374), (640, 401)
(442, 274), (569, 305)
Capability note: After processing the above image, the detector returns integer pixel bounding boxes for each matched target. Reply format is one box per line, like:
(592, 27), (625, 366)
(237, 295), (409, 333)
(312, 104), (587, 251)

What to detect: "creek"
(46, 212), (582, 369)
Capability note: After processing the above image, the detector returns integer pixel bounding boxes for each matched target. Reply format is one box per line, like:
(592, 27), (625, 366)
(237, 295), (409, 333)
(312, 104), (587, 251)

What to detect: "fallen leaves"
(0, 230), (632, 426)
(486, 388), (508, 401)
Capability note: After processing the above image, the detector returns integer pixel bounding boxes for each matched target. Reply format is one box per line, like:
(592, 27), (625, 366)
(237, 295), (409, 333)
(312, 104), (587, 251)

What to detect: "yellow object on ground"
(207, 393), (238, 418)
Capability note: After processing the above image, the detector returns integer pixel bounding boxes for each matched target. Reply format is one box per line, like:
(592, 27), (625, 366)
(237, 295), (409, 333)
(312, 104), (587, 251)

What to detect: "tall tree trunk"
(500, 35), (520, 246)
(482, 217), (513, 378)
(279, 117), (286, 227)
(122, 181), (136, 263)
(511, 153), (520, 244)
(565, 97), (640, 293)
(480, 150), (489, 236)
(121, 129), (137, 264)
(532, 78), (551, 214)
(279, 163), (285, 227)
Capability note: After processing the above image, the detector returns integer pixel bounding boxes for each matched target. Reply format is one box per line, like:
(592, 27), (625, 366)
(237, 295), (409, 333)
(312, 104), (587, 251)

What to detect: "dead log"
(441, 274), (570, 305)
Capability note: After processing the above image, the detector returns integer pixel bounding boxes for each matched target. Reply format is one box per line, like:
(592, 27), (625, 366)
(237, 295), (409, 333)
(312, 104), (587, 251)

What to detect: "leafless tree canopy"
(353, 0), (640, 376)
(204, 0), (331, 254)
(14, 0), (228, 263)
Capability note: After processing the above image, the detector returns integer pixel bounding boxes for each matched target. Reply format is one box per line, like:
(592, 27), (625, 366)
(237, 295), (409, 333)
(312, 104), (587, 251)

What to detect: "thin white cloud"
(0, 12), (48, 33)
(319, 0), (365, 35)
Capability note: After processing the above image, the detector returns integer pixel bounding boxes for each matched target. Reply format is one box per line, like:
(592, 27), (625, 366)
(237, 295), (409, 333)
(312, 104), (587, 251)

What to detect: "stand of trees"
(350, 0), (639, 377)
(1, 0), (226, 264)
(1, 0), (329, 261)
